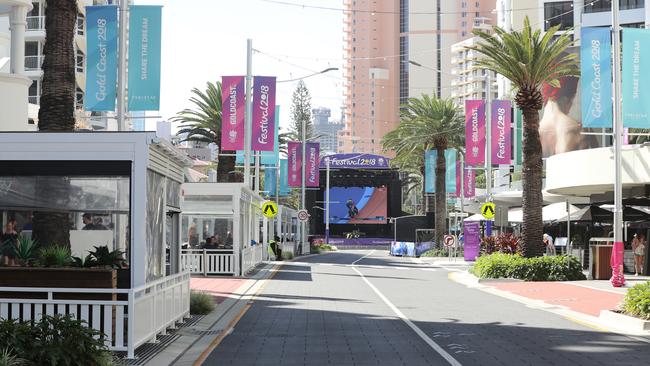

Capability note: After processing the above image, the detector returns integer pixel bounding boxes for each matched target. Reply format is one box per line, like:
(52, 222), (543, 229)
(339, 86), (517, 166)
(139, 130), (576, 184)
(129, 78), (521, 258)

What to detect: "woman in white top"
(632, 233), (646, 276)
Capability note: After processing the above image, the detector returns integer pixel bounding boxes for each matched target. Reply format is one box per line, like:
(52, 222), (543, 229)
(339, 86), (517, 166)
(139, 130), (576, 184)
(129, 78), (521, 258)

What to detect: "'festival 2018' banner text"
(85, 5), (118, 111)
(581, 27), (612, 129)
(128, 5), (162, 111)
(251, 76), (277, 151)
(491, 100), (511, 165)
(305, 142), (320, 187)
(465, 100), (485, 166)
(221, 76), (245, 150)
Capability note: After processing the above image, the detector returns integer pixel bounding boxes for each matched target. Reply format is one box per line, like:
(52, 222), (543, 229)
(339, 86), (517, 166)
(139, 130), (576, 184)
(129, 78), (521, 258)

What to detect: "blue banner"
(264, 167), (277, 197)
(623, 28), (650, 128)
(581, 27), (612, 128)
(84, 5), (118, 111)
(425, 149), (456, 194)
(237, 106), (280, 166)
(279, 159), (290, 196)
(128, 5), (162, 111)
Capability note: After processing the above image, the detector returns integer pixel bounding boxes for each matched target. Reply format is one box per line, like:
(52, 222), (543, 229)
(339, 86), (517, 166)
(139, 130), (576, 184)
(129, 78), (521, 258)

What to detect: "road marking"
(351, 265), (463, 366)
(351, 250), (375, 265)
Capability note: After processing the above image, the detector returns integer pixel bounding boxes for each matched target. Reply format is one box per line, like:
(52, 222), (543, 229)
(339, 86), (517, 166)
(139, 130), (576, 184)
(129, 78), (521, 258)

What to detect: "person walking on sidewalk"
(543, 233), (556, 256)
(632, 232), (646, 276)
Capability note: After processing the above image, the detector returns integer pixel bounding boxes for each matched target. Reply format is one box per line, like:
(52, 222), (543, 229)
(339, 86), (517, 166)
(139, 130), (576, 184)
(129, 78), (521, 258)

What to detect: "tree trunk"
(38, 0), (77, 131)
(33, 0), (78, 249)
(520, 109), (544, 258)
(434, 147), (446, 248)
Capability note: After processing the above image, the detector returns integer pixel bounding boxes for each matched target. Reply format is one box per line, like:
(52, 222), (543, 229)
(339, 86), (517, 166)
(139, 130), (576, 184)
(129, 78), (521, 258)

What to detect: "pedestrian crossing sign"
(481, 202), (496, 220)
(261, 200), (279, 218)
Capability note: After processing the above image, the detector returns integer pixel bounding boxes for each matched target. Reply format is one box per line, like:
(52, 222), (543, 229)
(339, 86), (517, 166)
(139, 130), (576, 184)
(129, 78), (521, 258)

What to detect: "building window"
(76, 87), (84, 108)
(76, 55), (84, 73)
(584, 0), (644, 13)
(77, 14), (85, 36)
(544, 2), (574, 30)
(28, 80), (40, 104)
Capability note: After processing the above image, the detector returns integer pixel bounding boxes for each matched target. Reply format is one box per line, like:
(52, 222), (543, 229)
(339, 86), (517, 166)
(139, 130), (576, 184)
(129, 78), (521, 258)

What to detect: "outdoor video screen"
(326, 186), (387, 224)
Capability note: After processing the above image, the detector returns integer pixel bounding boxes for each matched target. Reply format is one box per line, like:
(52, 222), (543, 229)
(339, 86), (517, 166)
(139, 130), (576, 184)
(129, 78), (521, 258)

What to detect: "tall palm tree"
(172, 81), (240, 183)
(468, 17), (578, 257)
(32, 0), (78, 248)
(383, 95), (464, 247)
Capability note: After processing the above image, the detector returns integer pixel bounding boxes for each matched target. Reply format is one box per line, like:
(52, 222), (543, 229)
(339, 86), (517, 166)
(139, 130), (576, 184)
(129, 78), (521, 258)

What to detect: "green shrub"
(481, 233), (519, 255)
(622, 282), (650, 320)
(471, 253), (586, 281)
(190, 291), (215, 315)
(0, 348), (28, 366)
(282, 251), (294, 260)
(0, 315), (112, 366)
(38, 246), (72, 267)
(88, 246), (128, 269)
(10, 237), (38, 266)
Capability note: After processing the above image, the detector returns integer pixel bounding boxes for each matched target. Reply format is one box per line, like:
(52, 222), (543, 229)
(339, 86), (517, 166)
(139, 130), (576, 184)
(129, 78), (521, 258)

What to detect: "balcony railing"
(26, 16), (45, 31)
(25, 55), (43, 70)
(28, 96), (40, 105)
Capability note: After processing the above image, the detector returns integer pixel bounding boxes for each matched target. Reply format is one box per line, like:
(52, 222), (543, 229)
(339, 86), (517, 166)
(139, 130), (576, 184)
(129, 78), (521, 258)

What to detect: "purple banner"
(464, 221), (481, 261)
(464, 167), (475, 198)
(491, 100), (511, 165)
(221, 76), (245, 150)
(327, 237), (393, 246)
(251, 76), (276, 151)
(319, 153), (390, 169)
(306, 142), (320, 187)
(288, 141), (302, 187)
(465, 100), (485, 166)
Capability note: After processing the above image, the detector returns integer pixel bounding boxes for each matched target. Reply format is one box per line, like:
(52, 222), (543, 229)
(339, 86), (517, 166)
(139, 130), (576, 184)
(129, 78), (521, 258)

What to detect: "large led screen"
(325, 186), (387, 224)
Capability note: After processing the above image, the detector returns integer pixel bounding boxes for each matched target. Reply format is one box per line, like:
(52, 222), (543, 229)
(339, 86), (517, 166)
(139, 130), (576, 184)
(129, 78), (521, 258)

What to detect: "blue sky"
(136, 0), (344, 131)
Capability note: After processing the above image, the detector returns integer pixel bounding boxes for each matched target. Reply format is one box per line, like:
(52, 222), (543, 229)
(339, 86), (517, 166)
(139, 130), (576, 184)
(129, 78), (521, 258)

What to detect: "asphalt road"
(204, 250), (650, 366)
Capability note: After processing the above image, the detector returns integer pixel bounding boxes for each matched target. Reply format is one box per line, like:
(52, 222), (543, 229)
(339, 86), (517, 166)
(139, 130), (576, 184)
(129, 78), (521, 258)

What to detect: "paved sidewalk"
(191, 277), (247, 304)
(482, 281), (625, 317)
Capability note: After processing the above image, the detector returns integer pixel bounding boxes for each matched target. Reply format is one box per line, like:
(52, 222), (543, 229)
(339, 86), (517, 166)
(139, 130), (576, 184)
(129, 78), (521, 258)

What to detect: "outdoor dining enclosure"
(0, 132), (192, 358)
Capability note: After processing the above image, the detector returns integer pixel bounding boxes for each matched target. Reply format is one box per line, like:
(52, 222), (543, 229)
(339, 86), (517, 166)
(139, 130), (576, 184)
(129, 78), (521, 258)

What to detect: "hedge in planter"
(471, 253), (586, 281)
(622, 282), (650, 320)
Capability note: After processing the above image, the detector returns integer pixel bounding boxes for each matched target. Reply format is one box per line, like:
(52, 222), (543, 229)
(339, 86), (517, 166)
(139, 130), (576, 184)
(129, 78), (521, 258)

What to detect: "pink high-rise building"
(339, 0), (496, 155)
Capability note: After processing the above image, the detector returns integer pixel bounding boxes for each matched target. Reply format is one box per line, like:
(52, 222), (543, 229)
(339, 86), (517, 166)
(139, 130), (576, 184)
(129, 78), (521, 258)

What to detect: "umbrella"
(508, 207), (523, 223)
(556, 206), (592, 223)
(543, 202), (580, 222)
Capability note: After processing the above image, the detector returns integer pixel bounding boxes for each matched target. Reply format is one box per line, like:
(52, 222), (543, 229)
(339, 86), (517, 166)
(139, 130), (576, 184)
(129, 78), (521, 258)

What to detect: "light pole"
(485, 71), (492, 203)
(244, 39), (253, 188)
(611, 0), (625, 285)
(325, 156), (330, 244)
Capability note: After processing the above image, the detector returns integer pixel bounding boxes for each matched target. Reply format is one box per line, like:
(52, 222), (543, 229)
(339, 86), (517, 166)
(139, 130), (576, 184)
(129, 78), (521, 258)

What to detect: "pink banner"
(491, 100), (511, 165)
(288, 141), (302, 187)
(305, 142), (320, 187)
(252, 76), (277, 151)
(464, 166), (475, 198)
(220, 76), (245, 150)
(465, 100), (485, 166)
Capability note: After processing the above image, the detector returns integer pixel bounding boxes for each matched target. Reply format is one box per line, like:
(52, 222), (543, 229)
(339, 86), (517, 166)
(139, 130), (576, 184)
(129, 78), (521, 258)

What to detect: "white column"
(9, 6), (28, 74)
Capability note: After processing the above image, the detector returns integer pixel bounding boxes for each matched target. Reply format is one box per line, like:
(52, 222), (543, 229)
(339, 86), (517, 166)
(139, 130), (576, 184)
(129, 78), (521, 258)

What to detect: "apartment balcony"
(28, 95), (39, 104)
(24, 55), (43, 71)
(26, 15), (44, 31)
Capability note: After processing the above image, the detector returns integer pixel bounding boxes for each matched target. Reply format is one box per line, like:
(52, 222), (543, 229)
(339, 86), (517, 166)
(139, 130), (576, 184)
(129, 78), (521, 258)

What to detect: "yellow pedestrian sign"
(481, 202), (496, 220)
(261, 200), (279, 218)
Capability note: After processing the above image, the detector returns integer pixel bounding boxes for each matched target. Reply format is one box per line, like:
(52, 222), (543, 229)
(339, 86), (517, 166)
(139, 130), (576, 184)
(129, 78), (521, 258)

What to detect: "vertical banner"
(279, 159), (290, 196)
(464, 221), (481, 261)
(251, 76), (277, 151)
(514, 108), (523, 166)
(491, 100), (512, 165)
(581, 27), (612, 128)
(261, 106), (281, 165)
(623, 28), (650, 128)
(305, 142), (320, 187)
(287, 141), (302, 187)
(465, 100), (486, 166)
(464, 166), (475, 198)
(264, 167), (277, 197)
(221, 76), (245, 150)
(128, 5), (162, 111)
(424, 150), (436, 194)
(455, 160), (461, 198)
(424, 149), (456, 193)
(445, 149), (456, 195)
(85, 5), (118, 111)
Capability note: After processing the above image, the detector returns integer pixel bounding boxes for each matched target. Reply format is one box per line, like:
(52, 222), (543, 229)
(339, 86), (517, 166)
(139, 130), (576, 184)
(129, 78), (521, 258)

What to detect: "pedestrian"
(543, 233), (556, 256)
(1, 220), (18, 266)
(82, 213), (95, 230)
(632, 232), (646, 276)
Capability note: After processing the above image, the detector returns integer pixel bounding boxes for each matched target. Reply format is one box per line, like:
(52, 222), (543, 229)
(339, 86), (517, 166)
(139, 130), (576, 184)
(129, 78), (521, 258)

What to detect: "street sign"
(297, 209), (310, 222)
(443, 235), (455, 248)
(481, 202), (496, 219)
(261, 200), (279, 219)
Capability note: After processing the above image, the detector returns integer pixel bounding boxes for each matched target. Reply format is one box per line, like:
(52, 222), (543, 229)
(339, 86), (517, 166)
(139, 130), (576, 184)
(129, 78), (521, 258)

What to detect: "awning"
(507, 203), (580, 223)
(463, 213), (493, 222)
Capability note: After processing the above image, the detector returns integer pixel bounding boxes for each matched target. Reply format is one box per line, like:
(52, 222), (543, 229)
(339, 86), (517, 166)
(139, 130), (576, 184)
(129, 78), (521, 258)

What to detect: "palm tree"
(32, 0), (78, 248)
(383, 95), (464, 247)
(468, 17), (578, 257)
(172, 81), (241, 183)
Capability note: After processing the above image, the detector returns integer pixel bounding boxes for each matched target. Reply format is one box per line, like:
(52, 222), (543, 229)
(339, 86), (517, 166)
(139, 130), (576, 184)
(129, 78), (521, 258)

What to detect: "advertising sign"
(85, 5), (118, 111)
(319, 154), (389, 169)
(305, 142), (320, 187)
(465, 100), (486, 166)
(221, 76), (245, 150)
(287, 141), (302, 187)
(623, 28), (650, 128)
(464, 221), (481, 261)
(491, 100), (511, 165)
(251, 76), (277, 151)
(580, 27), (612, 128)
(128, 5), (162, 111)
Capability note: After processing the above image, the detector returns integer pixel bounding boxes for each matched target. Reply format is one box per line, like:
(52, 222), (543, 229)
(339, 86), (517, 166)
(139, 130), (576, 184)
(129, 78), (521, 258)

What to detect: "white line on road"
(351, 250), (375, 265)
(351, 259), (463, 366)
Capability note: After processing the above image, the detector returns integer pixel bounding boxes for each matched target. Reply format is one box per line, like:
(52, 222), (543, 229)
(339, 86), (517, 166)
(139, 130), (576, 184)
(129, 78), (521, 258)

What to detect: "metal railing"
(181, 249), (235, 275)
(26, 16), (45, 31)
(242, 245), (265, 274)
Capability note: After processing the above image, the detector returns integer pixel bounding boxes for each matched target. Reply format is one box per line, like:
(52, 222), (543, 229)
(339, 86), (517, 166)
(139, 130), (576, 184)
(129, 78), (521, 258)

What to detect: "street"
(203, 251), (650, 365)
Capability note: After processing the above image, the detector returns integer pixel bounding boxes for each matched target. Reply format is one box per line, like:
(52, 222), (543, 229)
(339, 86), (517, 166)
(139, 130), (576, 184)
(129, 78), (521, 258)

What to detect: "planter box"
(0, 267), (116, 300)
(600, 310), (650, 332)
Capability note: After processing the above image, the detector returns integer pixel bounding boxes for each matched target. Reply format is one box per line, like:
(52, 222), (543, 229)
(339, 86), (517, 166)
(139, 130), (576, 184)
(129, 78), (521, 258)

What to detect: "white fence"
(181, 249), (235, 275)
(242, 245), (266, 275)
(0, 271), (190, 359)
